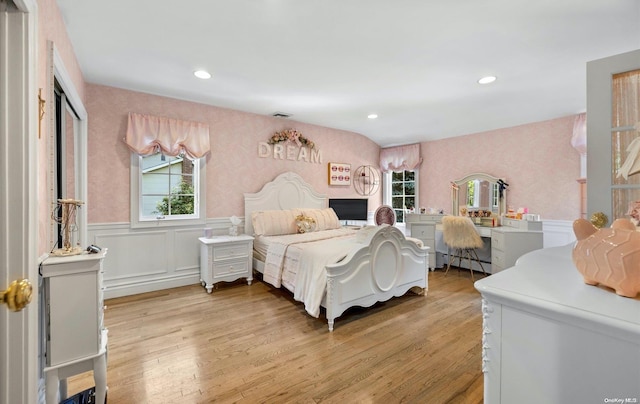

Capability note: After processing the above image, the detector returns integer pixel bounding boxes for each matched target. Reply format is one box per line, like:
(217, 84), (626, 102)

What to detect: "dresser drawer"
(406, 213), (445, 223)
(411, 223), (436, 241)
(213, 242), (250, 260)
(424, 239), (435, 251)
(491, 231), (505, 251)
(213, 258), (250, 277)
(502, 218), (543, 231)
(491, 248), (506, 269)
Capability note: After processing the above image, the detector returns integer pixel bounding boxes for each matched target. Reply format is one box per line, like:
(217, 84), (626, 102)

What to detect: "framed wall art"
(328, 162), (351, 186)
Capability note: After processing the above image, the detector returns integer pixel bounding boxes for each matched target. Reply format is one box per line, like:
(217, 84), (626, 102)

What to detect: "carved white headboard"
(244, 172), (328, 235)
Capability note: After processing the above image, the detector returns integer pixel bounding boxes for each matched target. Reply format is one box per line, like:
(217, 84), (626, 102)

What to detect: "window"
(130, 151), (206, 228)
(492, 183), (499, 210)
(384, 170), (418, 223)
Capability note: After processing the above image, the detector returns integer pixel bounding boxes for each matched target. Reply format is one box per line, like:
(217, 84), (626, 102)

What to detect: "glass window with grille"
(611, 69), (640, 221)
(391, 170), (416, 223)
(139, 152), (199, 221)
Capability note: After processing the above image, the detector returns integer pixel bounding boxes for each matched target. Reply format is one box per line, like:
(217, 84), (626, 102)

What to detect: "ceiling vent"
(272, 112), (291, 118)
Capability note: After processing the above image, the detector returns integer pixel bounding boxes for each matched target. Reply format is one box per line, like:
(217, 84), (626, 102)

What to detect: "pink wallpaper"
(85, 84), (381, 223)
(86, 82), (581, 225)
(419, 116), (582, 221)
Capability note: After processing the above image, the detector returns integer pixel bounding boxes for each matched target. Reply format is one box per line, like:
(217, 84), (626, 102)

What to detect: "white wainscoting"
(542, 219), (576, 248)
(88, 217), (241, 299)
(90, 217), (576, 299)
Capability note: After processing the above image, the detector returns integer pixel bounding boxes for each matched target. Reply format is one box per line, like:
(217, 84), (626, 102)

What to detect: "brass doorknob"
(1, 279), (33, 312)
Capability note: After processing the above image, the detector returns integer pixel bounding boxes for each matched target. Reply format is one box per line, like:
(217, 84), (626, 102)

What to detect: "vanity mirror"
(451, 173), (507, 218)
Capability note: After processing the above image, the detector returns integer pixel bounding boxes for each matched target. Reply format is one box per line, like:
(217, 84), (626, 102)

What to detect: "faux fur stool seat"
(442, 215), (487, 281)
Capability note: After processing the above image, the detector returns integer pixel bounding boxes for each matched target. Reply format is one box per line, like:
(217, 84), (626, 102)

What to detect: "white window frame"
(130, 153), (206, 228)
(382, 170), (419, 223)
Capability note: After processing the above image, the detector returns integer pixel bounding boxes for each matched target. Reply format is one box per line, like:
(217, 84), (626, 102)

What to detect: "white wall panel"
(542, 220), (575, 248)
(174, 228), (203, 272)
(89, 218), (237, 298)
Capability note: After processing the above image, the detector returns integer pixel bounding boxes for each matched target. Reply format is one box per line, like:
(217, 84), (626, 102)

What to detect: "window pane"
(612, 130), (640, 185)
(142, 173), (170, 194)
(405, 197), (415, 209)
(613, 188), (640, 223)
(405, 171), (415, 181)
(392, 183), (403, 195)
(141, 195), (164, 217)
(612, 70), (640, 128)
(405, 182), (415, 195)
(392, 198), (404, 209)
(392, 172), (404, 181)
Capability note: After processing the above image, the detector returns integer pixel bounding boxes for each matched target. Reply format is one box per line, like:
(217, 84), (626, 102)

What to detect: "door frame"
(0, 0), (38, 403)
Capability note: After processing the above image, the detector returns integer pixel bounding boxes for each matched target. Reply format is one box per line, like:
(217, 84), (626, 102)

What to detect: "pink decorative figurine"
(572, 218), (640, 298)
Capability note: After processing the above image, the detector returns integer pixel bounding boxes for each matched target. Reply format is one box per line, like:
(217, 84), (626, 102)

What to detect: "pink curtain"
(124, 112), (210, 159)
(379, 143), (422, 173)
(571, 112), (587, 155)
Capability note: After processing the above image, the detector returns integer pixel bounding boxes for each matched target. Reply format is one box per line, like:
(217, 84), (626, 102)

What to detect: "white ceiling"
(56, 0), (640, 147)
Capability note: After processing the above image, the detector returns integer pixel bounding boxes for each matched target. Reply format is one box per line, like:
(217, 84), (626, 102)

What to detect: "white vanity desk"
(475, 244), (640, 403)
(408, 214), (543, 274)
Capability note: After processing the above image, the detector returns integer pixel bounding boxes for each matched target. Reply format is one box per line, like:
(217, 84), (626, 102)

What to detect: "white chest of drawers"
(475, 245), (640, 403)
(41, 250), (108, 404)
(199, 235), (254, 293)
(406, 213), (444, 269)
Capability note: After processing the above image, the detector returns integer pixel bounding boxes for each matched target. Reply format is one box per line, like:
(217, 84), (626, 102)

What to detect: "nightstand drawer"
(213, 242), (250, 260)
(213, 258), (250, 277)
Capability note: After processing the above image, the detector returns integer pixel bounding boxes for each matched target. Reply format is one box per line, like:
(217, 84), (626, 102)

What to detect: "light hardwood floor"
(69, 268), (484, 403)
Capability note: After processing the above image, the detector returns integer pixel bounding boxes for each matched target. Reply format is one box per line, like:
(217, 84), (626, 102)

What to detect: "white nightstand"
(199, 235), (254, 293)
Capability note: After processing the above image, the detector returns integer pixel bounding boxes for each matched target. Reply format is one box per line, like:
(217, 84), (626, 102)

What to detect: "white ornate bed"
(244, 172), (429, 331)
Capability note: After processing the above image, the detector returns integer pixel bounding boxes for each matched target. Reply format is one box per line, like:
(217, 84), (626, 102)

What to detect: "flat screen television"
(328, 198), (368, 222)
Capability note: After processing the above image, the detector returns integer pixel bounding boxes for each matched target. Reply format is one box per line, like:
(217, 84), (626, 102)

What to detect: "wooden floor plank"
(68, 268), (485, 403)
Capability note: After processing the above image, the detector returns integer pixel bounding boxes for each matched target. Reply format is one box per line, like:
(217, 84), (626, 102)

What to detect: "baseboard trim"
(104, 274), (201, 299)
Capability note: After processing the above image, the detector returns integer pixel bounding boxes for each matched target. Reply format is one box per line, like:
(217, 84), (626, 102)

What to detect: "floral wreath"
(268, 129), (315, 149)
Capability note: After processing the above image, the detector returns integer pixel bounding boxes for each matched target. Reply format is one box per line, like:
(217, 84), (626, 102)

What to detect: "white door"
(587, 49), (640, 222)
(0, 1), (39, 403)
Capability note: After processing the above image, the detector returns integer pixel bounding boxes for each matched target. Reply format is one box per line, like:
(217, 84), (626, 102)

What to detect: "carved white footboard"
(323, 225), (429, 331)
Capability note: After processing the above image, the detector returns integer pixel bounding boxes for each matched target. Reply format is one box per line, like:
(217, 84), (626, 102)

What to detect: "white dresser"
(41, 250), (108, 404)
(199, 235), (254, 293)
(406, 213), (445, 269)
(490, 219), (543, 273)
(475, 244), (640, 404)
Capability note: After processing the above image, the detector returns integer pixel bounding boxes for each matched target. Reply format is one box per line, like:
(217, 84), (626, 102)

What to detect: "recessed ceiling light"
(368, 114), (378, 119)
(194, 70), (212, 79)
(478, 76), (497, 84)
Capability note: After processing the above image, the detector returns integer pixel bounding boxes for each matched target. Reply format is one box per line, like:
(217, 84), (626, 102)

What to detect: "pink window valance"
(124, 112), (210, 159)
(571, 112), (586, 156)
(379, 143), (422, 173)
